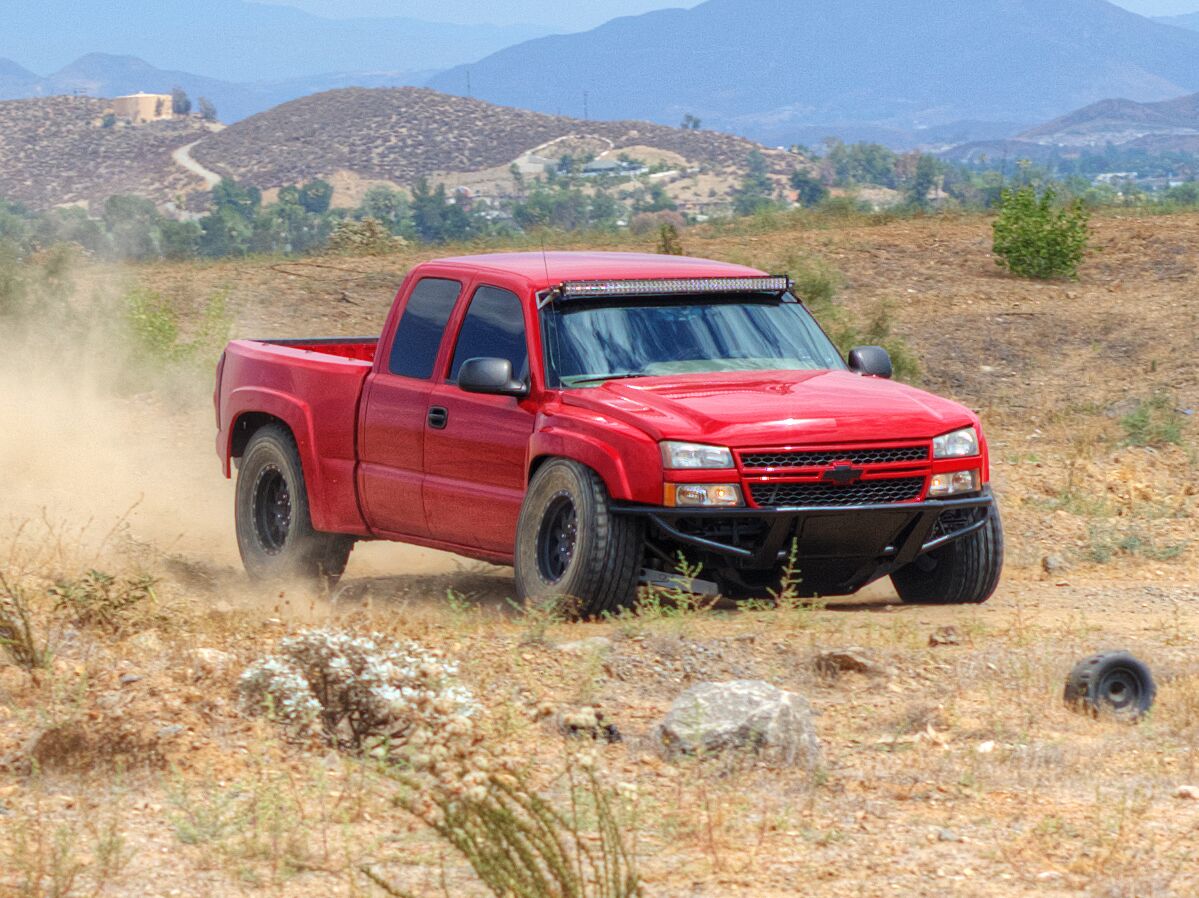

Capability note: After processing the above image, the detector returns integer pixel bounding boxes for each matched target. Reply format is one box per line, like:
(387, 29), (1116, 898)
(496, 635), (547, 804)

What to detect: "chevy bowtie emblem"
(821, 464), (865, 485)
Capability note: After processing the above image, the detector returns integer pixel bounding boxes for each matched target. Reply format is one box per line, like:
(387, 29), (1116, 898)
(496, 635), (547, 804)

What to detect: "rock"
(814, 648), (887, 677)
(938, 828), (962, 842)
(211, 601), (235, 616)
(156, 724), (185, 739)
(656, 680), (821, 767)
(1041, 554), (1068, 574)
(119, 674), (143, 686)
(1175, 785), (1199, 800)
(929, 626), (963, 647)
(192, 648), (233, 676)
(127, 631), (163, 654)
(556, 637), (613, 655)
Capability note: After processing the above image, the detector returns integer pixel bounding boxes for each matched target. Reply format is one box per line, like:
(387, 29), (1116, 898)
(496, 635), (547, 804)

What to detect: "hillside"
(428, 0), (1199, 148)
(0, 96), (210, 209)
(1018, 91), (1199, 149)
(189, 87), (798, 199)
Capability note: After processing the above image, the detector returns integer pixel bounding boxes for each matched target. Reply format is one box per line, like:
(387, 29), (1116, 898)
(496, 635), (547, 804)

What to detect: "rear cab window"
(388, 277), (462, 378)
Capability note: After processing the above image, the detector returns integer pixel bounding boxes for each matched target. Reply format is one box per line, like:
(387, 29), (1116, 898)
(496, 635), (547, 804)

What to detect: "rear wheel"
(892, 507), (1004, 604)
(235, 424), (354, 584)
(514, 459), (644, 618)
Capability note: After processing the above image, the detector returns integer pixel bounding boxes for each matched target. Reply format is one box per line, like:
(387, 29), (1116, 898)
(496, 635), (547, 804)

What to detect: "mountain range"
(428, 0), (1199, 148)
(0, 0), (545, 82)
(0, 53), (432, 124)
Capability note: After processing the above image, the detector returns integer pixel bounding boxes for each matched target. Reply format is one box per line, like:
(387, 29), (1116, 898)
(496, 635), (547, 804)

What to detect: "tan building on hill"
(111, 92), (173, 123)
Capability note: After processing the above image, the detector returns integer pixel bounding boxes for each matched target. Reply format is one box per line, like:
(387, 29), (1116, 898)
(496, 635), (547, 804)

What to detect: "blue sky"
(255, 0), (1199, 28)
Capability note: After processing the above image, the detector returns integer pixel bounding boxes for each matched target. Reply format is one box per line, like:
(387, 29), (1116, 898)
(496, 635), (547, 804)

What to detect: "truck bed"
(214, 337), (379, 534)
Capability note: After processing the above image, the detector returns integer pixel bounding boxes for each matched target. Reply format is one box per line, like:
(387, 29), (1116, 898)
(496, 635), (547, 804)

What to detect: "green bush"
(992, 185), (1090, 279)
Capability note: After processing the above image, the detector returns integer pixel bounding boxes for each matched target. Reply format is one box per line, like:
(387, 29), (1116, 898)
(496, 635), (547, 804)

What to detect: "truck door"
(423, 284), (536, 555)
(358, 277), (462, 537)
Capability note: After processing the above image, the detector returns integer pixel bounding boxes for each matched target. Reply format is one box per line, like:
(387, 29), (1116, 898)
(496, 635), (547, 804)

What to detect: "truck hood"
(559, 370), (977, 447)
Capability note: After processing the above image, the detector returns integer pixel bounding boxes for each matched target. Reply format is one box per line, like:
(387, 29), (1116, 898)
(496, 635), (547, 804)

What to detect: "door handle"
(427, 406), (448, 429)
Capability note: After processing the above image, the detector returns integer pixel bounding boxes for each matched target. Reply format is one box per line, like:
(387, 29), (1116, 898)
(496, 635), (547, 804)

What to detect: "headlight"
(932, 427), (979, 459)
(661, 441), (734, 470)
(664, 483), (745, 507)
(928, 469), (980, 497)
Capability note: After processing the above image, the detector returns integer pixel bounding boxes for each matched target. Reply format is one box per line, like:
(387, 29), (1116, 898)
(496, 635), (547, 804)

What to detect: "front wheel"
(513, 459), (644, 618)
(235, 424), (354, 584)
(892, 507), (1004, 604)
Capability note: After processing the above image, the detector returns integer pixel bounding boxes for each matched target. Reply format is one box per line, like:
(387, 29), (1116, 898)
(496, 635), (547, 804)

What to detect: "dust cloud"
(0, 272), (468, 593)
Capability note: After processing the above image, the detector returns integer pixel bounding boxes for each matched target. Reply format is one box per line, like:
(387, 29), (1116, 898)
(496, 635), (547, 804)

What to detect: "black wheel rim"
(1096, 666), (1144, 715)
(253, 465), (292, 555)
(536, 492), (577, 583)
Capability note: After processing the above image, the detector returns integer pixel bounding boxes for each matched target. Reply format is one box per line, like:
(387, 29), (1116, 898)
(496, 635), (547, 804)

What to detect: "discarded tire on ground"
(1063, 651), (1156, 720)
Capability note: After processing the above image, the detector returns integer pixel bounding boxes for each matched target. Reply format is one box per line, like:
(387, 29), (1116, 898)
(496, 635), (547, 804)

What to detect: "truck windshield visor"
(542, 293), (846, 388)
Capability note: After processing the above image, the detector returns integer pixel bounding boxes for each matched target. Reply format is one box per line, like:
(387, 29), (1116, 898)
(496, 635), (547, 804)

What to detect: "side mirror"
(458, 357), (528, 397)
(848, 345), (893, 379)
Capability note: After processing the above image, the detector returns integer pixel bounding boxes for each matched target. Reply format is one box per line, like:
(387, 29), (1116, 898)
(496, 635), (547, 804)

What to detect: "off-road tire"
(1064, 651), (1156, 720)
(514, 459), (644, 619)
(892, 507), (1004, 604)
(235, 424), (354, 584)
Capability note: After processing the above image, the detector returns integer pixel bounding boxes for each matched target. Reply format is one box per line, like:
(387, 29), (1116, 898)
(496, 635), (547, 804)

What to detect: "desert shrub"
(328, 217), (402, 255)
(238, 629), (474, 754)
(655, 222), (684, 255)
(1120, 394), (1184, 447)
(0, 573), (51, 672)
(123, 287), (231, 367)
(379, 749), (640, 898)
(992, 185), (1090, 279)
(48, 570), (158, 634)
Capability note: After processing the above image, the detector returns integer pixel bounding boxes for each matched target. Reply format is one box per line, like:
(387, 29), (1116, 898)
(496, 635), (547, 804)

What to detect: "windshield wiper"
(565, 372), (648, 386)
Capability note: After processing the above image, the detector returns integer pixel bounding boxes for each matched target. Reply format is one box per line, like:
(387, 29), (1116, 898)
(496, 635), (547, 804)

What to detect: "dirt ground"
(1, 210), (1196, 897)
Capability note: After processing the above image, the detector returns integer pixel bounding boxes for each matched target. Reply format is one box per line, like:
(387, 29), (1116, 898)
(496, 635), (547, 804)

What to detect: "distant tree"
(680, 114), (702, 130)
(733, 150), (775, 216)
(298, 179), (333, 215)
(101, 113), (117, 129)
(198, 96), (217, 121)
(171, 86), (192, 116)
(631, 182), (676, 213)
(159, 218), (202, 260)
(790, 169), (828, 207)
(102, 195), (164, 261)
(824, 139), (899, 188)
(155, 98), (165, 118)
(410, 178), (472, 242)
(904, 154), (940, 210)
(356, 186), (413, 236)
(211, 179), (261, 220)
(277, 185), (301, 206)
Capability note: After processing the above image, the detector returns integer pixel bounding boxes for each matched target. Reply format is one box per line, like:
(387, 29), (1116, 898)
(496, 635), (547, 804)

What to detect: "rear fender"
(222, 387), (357, 533)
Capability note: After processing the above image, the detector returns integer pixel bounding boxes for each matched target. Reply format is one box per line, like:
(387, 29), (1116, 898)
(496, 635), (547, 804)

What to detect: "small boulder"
(192, 648), (234, 677)
(556, 637), (613, 655)
(814, 648), (887, 678)
(1175, 785), (1199, 800)
(656, 680), (821, 767)
(556, 706), (621, 743)
(1041, 554), (1068, 575)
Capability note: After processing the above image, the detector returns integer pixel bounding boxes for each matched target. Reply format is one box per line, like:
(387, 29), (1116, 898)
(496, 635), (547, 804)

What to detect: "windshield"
(542, 293), (846, 388)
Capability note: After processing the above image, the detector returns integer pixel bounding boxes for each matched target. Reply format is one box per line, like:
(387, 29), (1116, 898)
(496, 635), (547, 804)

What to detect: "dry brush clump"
(240, 628), (640, 898)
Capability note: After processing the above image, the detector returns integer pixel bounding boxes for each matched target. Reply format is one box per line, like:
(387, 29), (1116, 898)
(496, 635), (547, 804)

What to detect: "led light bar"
(553, 276), (791, 301)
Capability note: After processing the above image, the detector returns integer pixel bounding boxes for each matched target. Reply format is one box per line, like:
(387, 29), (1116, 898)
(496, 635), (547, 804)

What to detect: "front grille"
(741, 446), (928, 469)
(749, 477), (926, 508)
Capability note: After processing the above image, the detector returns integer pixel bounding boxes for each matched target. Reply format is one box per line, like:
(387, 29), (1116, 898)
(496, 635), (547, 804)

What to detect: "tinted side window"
(388, 278), (461, 378)
(449, 286), (528, 382)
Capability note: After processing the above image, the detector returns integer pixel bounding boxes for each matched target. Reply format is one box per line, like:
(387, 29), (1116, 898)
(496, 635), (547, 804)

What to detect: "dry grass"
(1, 210), (1198, 896)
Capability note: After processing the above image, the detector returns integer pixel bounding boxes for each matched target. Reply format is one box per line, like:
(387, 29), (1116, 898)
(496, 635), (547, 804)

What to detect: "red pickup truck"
(214, 252), (1002, 615)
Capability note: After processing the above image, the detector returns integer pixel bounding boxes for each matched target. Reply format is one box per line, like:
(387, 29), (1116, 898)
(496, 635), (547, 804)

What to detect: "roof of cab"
(427, 251), (767, 292)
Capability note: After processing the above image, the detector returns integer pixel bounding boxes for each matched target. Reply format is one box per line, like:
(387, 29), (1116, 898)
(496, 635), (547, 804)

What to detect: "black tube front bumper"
(614, 488), (997, 591)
